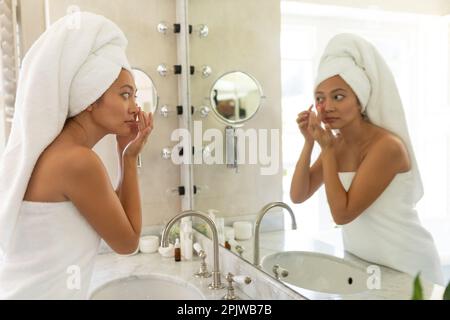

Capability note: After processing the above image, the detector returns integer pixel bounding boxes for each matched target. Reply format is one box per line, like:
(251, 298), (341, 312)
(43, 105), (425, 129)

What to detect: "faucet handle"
(232, 275), (252, 285)
(193, 242), (211, 278)
(193, 242), (203, 254)
(228, 239), (245, 257)
(272, 264), (289, 280)
(222, 272), (252, 300)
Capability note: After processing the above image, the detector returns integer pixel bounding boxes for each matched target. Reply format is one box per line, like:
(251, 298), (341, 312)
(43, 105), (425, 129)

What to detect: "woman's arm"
(63, 150), (142, 254)
(114, 144), (128, 197)
(116, 154), (142, 234)
(290, 141), (324, 203)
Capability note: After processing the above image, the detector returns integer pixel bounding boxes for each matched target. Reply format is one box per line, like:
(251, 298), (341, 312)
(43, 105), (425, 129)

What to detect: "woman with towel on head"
(290, 33), (444, 286)
(0, 12), (152, 299)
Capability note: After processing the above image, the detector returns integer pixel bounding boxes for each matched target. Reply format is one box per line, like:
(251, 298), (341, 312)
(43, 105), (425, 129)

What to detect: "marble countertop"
(88, 250), (251, 300)
(88, 228), (446, 300)
(228, 228), (446, 300)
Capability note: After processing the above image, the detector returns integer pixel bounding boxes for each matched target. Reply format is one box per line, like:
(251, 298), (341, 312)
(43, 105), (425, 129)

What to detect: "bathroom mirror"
(132, 68), (159, 114)
(210, 71), (264, 125)
(187, 0), (450, 297)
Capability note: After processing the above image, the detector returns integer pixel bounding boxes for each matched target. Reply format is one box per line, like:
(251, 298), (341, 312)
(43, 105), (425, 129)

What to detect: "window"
(281, 1), (450, 262)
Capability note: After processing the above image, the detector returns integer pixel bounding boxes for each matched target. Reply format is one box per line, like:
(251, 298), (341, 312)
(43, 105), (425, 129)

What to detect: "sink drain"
(348, 277), (353, 285)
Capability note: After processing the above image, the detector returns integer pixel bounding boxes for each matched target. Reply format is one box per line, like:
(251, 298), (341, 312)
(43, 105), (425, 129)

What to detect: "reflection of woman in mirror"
(217, 99), (237, 119)
(0, 13), (152, 299)
(290, 34), (444, 285)
(213, 89), (247, 120)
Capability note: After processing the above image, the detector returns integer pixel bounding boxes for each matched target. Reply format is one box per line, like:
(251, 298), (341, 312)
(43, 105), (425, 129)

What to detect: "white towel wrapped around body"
(0, 12), (132, 255)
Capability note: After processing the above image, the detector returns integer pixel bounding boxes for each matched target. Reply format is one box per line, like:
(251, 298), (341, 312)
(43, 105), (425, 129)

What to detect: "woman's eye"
(122, 93), (131, 99)
(335, 94), (344, 101)
(316, 97), (324, 103)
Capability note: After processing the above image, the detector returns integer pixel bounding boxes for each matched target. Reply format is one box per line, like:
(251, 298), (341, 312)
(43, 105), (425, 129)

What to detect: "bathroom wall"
(18, 0), (182, 226)
(189, 0), (283, 225)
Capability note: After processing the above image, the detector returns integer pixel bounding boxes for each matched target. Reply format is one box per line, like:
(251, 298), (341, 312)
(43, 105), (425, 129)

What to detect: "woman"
(290, 33), (444, 286)
(0, 12), (152, 299)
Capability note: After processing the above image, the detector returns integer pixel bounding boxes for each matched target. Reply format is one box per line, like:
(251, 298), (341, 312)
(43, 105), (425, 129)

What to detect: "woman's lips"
(324, 117), (339, 122)
(125, 121), (138, 127)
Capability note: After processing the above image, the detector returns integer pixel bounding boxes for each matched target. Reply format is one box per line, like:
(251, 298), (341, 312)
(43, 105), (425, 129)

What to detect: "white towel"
(314, 33), (423, 205)
(0, 12), (131, 255)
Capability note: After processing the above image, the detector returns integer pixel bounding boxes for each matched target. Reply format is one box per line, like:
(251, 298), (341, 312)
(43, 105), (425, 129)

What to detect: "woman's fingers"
(148, 112), (154, 130)
(311, 110), (322, 129)
(308, 111), (316, 128)
(139, 109), (146, 131)
(297, 115), (308, 124)
(141, 112), (153, 143)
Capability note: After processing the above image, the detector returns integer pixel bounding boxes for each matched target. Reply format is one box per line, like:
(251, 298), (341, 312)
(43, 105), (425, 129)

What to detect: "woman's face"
(314, 75), (363, 129)
(90, 69), (139, 136)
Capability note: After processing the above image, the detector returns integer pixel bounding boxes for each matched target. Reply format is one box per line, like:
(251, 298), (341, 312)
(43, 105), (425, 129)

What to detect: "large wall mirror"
(188, 0), (450, 298)
(16, 0), (446, 300)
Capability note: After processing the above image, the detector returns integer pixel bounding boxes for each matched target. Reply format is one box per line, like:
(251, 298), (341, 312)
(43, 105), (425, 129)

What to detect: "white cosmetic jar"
(233, 221), (253, 240)
(139, 235), (160, 253)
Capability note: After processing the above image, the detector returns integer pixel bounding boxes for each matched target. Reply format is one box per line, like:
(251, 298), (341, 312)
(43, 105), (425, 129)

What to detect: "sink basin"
(89, 275), (205, 300)
(261, 251), (369, 296)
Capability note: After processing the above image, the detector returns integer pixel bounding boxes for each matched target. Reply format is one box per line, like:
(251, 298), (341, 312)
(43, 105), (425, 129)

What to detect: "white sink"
(261, 251), (369, 296)
(89, 275), (205, 300)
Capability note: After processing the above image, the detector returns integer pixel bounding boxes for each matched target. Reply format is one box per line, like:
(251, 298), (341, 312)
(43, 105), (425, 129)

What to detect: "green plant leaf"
(443, 281), (450, 300)
(411, 273), (423, 300)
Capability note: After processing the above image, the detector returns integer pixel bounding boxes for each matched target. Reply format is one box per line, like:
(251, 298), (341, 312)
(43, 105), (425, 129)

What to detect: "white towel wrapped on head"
(0, 12), (132, 255)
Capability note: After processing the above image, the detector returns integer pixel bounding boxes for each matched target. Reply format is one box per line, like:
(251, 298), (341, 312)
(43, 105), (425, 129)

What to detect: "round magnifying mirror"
(210, 71), (263, 125)
(132, 68), (159, 114)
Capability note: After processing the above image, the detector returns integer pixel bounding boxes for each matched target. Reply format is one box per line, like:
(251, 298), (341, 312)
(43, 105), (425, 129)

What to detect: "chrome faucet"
(160, 210), (225, 289)
(253, 202), (297, 267)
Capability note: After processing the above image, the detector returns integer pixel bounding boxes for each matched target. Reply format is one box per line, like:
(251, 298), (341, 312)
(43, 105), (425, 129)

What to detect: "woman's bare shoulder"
(59, 146), (105, 175)
(24, 144), (104, 202)
(42, 142), (105, 178)
(373, 128), (407, 151)
(370, 129), (411, 172)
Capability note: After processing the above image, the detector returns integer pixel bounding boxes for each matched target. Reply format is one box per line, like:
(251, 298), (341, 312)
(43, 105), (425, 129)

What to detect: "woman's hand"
(307, 104), (336, 150)
(296, 105), (314, 144)
(116, 107), (153, 158)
